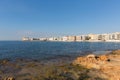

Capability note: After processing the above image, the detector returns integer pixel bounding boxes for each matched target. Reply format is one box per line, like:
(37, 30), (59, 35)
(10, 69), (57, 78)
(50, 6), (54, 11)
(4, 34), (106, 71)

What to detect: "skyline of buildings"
(22, 32), (120, 42)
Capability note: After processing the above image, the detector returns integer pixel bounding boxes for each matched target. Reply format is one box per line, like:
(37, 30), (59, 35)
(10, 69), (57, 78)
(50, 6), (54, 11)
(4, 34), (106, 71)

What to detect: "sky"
(0, 0), (120, 40)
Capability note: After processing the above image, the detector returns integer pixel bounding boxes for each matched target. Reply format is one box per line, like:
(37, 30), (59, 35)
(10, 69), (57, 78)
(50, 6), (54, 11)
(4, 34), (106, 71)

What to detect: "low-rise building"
(22, 37), (30, 41)
(57, 37), (63, 41)
(39, 38), (47, 41)
(62, 36), (68, 41)
(48, 37), (54, 41)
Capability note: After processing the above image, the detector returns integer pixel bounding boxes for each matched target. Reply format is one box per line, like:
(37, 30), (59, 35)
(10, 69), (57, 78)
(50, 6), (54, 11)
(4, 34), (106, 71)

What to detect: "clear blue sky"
(0, 0), (120, 40)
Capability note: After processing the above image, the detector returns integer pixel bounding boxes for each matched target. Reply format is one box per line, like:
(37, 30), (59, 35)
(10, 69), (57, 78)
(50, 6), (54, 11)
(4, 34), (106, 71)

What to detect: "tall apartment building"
(108, 32), (120, 40)
(87, 34), (98, 40)
(117, 34), (120, 40)
(76, 36), (82, 41)
(67, 36), (76, 41)
(97, 34), (109, 41)
(80, 35), (86, 41)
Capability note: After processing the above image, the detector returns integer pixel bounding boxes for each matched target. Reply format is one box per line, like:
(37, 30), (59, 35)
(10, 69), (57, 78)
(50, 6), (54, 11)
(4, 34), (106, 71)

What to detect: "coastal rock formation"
(73, 51), (120, 80)
(73, 54), (109, 68)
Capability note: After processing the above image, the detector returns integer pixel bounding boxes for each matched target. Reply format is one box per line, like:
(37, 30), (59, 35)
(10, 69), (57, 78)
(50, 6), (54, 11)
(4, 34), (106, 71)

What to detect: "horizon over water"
(0, 41), (120, 60)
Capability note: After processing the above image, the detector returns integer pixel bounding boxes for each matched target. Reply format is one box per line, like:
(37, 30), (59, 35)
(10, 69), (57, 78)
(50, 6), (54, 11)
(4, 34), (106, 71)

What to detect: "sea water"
(0, 41), (120, 60)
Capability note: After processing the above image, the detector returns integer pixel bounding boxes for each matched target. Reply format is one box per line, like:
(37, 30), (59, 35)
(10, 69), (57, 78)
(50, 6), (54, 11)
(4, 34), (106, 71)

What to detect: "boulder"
(4, 77), (15, 80)
(99, 55), (108, 61)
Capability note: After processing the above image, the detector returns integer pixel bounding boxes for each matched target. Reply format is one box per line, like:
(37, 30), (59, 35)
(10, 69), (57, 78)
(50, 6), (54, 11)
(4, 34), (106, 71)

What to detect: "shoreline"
(0, 50), (120, 80)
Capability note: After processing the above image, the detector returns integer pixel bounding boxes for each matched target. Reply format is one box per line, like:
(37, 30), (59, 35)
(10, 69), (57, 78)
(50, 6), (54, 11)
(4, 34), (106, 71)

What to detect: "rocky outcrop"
(73, 51), (120, 80)
(73, 54), (109, 69)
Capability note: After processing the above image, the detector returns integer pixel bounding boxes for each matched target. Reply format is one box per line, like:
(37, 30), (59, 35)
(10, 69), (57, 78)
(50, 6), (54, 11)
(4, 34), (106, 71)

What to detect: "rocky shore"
(0, 50), (120, 80)
(73, 50), (120, 80)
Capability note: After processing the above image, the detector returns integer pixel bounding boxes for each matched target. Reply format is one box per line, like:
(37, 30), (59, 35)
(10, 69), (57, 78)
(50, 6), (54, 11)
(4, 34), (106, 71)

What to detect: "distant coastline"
(22, 32), (120, 42)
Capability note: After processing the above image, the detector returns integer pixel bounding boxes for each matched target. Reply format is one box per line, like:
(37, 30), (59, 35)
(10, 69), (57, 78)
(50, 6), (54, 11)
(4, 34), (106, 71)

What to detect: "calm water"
(0, 41), (120, 60)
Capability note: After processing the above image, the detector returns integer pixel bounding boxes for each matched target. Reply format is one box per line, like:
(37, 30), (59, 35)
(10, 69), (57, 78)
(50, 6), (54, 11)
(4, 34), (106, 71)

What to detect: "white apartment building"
(62, 36), (68, 41)
(97, 34), (109, 41)
(108, 32), (120, 40)
(39, 38), (47, 41)
(80, 35), (86, 41)
(87, 34), (99, 40)
(57, 37), (63, 41)
(48, 37), (54, 41)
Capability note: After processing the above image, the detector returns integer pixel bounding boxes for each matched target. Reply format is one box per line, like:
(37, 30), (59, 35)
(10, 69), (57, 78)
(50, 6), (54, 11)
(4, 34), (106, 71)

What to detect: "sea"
(0, 41), (120, 60)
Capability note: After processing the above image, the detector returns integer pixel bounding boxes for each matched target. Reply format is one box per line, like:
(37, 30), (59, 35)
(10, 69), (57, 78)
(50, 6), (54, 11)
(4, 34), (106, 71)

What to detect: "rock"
(73, 54), (109, 69)
(4, 77), (15, 80)
(3, 60), (9, 64)
(111, 50), (120, 55)
(87, 54), (95, 58)
(0, 59), (9, 64)
(99, 55), (108, 61)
